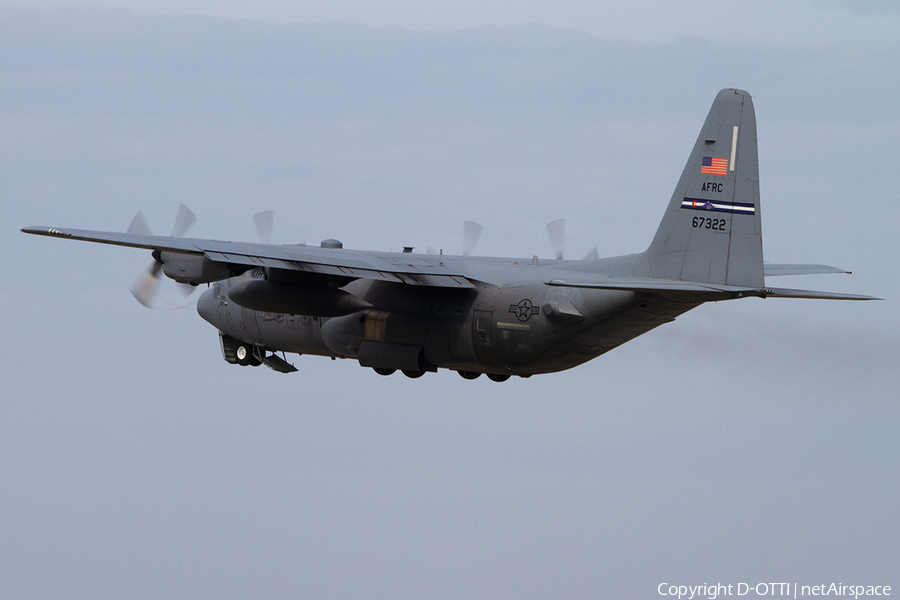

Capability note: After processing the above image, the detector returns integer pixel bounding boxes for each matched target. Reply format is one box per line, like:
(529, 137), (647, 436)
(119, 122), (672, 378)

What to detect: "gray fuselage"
(197, 257), (700, 376)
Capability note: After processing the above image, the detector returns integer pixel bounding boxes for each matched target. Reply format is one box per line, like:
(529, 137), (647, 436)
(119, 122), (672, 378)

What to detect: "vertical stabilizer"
(643, 89), (763, 287)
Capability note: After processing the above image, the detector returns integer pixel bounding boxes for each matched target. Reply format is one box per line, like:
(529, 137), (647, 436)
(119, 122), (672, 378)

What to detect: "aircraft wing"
(21, 226), (477, 289)
(546, 276), (881, 300)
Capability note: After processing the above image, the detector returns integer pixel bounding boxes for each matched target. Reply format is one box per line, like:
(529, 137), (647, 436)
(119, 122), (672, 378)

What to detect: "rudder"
(643, 88), (764, 287)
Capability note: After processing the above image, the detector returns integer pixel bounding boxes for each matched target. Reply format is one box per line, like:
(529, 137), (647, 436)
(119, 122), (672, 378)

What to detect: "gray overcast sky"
(6, 0), (900, 42)
(2, 3), (898, 599)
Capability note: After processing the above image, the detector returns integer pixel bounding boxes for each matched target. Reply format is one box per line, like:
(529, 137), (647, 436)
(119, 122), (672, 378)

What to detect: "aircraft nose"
(196, 286), (217, 324)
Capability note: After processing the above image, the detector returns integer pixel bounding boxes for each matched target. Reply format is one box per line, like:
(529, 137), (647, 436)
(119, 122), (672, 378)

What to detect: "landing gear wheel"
(373, 367), (396, 376)
(235, 343), (254, 366)
(487, 373), (510, 382)
(402, 369), (425, 379)
(458, 371), (481, 380)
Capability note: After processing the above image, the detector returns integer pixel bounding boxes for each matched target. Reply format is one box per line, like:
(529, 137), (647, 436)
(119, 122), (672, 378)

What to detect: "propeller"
(253, 210), (274, 245)
(423, 220), (482, 255)
(582, 246), (600, 261)
(546, 219), (565, 260)
(545, 219), (598, 260)
(169, 203), (196, 238)
(463, 220), (483, 256)
(129, 203), (197, 308)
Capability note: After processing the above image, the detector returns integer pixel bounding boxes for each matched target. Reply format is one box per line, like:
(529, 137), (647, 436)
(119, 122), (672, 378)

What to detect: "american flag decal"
(701, 156), (728, 176)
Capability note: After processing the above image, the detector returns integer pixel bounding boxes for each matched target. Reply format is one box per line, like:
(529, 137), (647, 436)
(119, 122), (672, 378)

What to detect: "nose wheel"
(235, 342), (261, 366)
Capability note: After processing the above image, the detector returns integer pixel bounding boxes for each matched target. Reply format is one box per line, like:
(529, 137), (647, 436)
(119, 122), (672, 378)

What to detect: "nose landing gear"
(218, 332), (297, 373)
(235, 342), (261, 366)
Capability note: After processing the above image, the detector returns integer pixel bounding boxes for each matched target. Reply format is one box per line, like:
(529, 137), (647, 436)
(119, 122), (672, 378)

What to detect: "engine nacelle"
(227, 279), (372, 318)
(160, 251), (233, 284)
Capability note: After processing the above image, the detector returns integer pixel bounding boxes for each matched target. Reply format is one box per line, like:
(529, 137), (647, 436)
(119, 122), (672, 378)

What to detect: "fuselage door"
(473, 309), (493, 362)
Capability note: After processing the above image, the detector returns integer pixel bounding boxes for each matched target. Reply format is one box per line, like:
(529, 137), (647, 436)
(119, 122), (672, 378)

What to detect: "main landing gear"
(370, 367), (516, 381)
(371, 367), (515, 381)
(371, 368), (427, 378)
(457, 370), (511, 382)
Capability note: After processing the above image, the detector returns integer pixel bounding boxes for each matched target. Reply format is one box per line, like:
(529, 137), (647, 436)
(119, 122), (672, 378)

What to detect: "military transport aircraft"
(22, 89), (878, 381)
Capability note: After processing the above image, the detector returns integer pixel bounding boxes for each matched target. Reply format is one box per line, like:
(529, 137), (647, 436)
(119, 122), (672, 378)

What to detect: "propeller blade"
(253, 210), (274, 245)
(127, 211), (152, 236)
(582, 246), (600, 261)
(130, 261), (162, 308)
(170, 203), (196, 238)
(463, 221), (483, 256)
(546, 219), (565, 260)
(128, 204), (196, 308)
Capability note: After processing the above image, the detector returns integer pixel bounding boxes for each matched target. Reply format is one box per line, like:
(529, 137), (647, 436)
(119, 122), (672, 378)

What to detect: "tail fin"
(643, 88), (763, 287)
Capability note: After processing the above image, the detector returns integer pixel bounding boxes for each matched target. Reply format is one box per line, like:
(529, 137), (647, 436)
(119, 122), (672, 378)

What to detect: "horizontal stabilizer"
(764, 263), (851, 276)
(764, 287), (881, 301)
(546, 277), (758, 296)
(547, 278), (881, 301)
